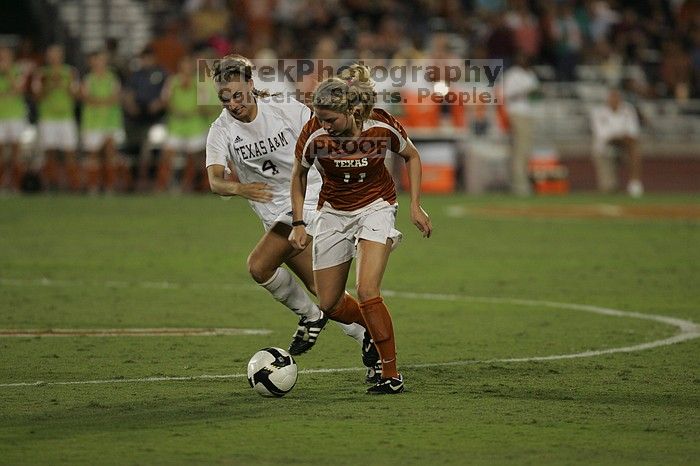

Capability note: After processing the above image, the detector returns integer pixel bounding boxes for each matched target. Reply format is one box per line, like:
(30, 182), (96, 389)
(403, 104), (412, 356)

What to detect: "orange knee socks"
(327, 293), (400, 379)
(327, 292), (367, 328)
(359, 296), (398, 379)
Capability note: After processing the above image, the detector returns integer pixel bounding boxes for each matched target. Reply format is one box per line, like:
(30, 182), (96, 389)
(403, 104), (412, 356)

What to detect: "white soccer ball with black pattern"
(247, 347), (298, 397)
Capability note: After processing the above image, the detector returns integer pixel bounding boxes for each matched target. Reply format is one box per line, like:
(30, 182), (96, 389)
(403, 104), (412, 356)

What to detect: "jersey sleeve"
(377, 109), (408, 153)
(295, 119), (315, 169)
(205, 122), (229, 168)
(289, 98), (312, 136)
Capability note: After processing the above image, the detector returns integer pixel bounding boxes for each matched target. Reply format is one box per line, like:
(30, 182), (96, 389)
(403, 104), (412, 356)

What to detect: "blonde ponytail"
(313, 63), (376, 124)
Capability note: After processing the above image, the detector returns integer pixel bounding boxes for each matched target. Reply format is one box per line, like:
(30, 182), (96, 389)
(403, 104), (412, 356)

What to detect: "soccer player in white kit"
(205, 55), (379, 379)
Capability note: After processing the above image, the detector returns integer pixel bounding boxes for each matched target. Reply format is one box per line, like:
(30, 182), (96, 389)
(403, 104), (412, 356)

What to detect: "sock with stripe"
(359, 296), (399, 379)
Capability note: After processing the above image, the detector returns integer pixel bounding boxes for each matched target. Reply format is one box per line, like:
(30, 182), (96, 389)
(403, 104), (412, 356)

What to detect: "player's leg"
(42, 148), (58, 190)
(248, 222), (331, 355)
(592, 139), (618, 193)
(83, 132), (100, 193)
(102, 136), (118, 193)
(311, 209), (385, 379)
(0, 142), (6, 189)
(355, 238), (404, 393)
(624, 136), (643, 197)
(314, 261), (353, 316)
(510, 115), (532, 196)
(135, 124), (152, 192)
(61, 120), (81, 192)
(249, 222), (323, 320)
(84, 149), (100, 194)
(197, 150), (209, 192)
(181, 137), (206, 193)
(285, 236), (367, 344)
(155, 146), (176, 192)
(116, 152), (133, 192)
(38, 122), (55, 190)
(181, 152), (195, 192)
(63, 150), (81, 192)
(355, 239), (395, 368)
(0, 125), (10, 189)
(9, 141), (24, 192)
(312, 212), (371, 329)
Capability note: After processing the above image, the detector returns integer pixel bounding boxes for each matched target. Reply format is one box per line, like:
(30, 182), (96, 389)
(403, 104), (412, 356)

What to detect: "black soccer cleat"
(361, 330), (380, 368)
(288, 313), (329, 356)
(366, 374), (404, 395)
(361, 330), (382, 383)
(365, 362), (382, 384)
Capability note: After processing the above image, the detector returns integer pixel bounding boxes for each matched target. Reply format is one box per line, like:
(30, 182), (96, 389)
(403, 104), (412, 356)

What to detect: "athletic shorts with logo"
(313, 199), (402, 270)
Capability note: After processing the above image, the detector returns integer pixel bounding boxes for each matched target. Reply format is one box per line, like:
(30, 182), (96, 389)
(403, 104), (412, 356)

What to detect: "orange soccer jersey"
(295, 108), (408, 211)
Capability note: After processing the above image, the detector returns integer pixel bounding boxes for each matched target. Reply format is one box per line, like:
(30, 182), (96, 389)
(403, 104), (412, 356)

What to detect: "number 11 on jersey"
(343, 172), (366, 183)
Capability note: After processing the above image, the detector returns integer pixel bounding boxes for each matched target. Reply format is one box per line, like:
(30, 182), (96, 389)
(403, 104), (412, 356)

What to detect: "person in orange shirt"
(289, 64), (432, 395)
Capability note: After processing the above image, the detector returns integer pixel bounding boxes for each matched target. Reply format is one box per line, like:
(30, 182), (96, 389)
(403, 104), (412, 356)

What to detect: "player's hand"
(410, 204), (432, 238)
(288, 226), (308, 250)
(234, 182), (273, 202)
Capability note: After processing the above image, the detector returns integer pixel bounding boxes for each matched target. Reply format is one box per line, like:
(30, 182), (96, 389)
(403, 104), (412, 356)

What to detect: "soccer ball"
(247, 347), (298, 397)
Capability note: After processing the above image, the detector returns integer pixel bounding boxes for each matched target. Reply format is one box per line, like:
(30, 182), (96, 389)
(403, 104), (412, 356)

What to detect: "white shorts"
(312, 200), (402, 270)
(82, 129), (125, 152)
(262, 207), (318, 237)
(164, 134), (206, 153)
(0, 119), (26, 144)
(38, 120), (78, 151)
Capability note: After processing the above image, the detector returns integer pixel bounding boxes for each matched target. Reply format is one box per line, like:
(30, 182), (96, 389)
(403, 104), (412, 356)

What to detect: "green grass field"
(1, 194), (698, 465)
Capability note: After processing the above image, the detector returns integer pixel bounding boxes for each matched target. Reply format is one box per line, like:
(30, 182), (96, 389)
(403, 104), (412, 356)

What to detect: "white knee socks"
(260, 268), (367, 344)
(260, 268), (322, 322)
(334, 321), (365, 345)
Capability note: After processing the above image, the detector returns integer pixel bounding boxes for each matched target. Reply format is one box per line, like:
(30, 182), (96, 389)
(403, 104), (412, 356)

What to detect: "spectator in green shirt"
(156, 55), (209, 192)
(0, 45), (28, 192)
(32, 44), (81, 191)
(80, 50), (125, 194)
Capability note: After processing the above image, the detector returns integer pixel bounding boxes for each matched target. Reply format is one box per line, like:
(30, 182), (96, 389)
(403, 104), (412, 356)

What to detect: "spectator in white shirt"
(504, 54), (539, 196)
(589, 89), (643, 197)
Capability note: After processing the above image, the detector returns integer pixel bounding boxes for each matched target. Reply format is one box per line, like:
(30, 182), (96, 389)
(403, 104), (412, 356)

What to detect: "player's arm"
(398, 139), (432, 238)
(288, 156), (310, 250)
(206, 163), (272, 202)
(206, 124), (272, 202)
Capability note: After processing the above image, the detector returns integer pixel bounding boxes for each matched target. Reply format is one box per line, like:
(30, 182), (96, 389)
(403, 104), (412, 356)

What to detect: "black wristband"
(291, 220), (306, 227)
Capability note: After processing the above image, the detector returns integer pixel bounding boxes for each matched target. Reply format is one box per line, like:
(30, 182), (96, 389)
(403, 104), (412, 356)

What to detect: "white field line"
(0, 328), (271, 337)
(0, 278), (699, 389)
(0, 277), (259, 292)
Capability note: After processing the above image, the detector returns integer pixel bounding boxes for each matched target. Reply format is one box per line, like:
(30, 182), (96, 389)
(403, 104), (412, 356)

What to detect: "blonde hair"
(213, 54), (274, 98)
(313, 63), (376, 124)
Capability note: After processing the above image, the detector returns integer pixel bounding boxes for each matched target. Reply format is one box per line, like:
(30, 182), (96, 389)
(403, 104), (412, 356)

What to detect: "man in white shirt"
(504, 54), (539, 196)
(589, 89), (643, 197)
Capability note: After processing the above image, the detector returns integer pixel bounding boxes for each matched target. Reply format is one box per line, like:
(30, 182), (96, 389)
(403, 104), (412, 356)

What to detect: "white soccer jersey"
(206, 97), (322, 224)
